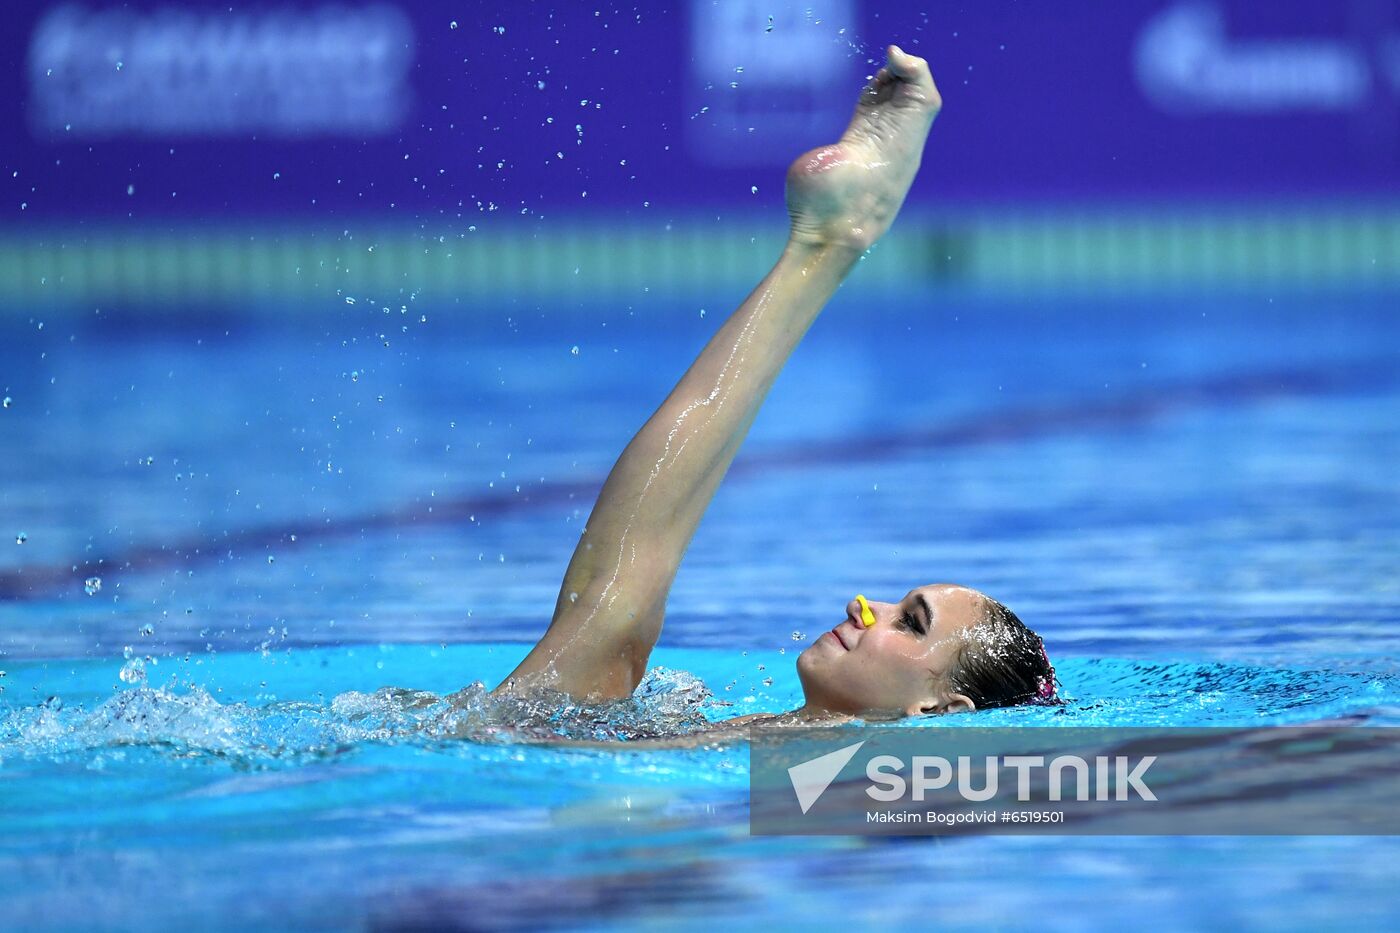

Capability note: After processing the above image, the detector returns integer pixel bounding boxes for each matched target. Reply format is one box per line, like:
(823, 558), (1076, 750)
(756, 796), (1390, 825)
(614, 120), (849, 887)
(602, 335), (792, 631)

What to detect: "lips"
(827, 624), (852, 651)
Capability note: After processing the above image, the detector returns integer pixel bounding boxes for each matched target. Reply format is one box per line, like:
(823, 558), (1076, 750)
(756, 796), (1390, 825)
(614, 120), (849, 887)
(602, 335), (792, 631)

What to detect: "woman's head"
(794, 584), (1054, 717)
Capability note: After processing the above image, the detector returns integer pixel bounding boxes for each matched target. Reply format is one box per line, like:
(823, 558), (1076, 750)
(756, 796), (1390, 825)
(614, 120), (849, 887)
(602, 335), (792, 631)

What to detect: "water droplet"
(449, 19), (458, 29)
(42, 695), (62, 711)
(350, 370), (360, 382)
(762, 677), (774, 687)
(123, 645), (134, 659)
(750, 186), (758, 194)
(765, 15), (774, 33)
(118, 659), (146, 684)
(139, 623), (154, 637)
(570, 345), (580, 356)
(84, 576), (102, 595)
(791, 630), (804, 641)
(14, 531), (26, 544)
(569, 592), (579, 603)
(266, 555), (275, 564)
(2, 396), (11, 409)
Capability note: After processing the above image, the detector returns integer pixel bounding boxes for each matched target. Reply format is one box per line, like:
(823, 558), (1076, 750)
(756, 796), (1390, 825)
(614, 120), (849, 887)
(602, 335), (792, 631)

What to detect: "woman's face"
(795, 583), (986, 716)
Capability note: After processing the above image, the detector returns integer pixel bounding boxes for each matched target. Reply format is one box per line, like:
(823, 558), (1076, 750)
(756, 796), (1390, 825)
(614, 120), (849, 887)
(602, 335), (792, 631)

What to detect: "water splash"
(0, 667), (717, 765)
(2, 654), (1395, 769)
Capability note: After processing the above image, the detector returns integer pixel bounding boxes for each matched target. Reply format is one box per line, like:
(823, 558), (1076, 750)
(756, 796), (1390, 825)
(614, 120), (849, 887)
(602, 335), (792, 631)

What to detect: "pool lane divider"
(0, 358), (1394, 602)
(5, 207), (1400, 306)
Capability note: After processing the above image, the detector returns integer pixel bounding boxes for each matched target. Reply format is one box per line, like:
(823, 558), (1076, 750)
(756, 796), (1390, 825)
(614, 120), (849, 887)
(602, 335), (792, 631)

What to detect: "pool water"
(2, 288), (1399, 930)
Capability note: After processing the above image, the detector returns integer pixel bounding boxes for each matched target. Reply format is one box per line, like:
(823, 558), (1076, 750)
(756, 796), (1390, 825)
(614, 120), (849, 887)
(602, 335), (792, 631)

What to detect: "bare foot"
(785, 44), (941, 252)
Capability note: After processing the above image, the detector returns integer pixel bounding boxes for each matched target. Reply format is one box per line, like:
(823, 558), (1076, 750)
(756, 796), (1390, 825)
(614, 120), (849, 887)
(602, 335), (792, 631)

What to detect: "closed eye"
(898, 611), (926, 635)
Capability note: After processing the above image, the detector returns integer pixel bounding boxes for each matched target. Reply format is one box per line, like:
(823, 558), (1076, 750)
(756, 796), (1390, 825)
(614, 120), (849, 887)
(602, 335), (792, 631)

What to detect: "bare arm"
(497, 45), (941, 700)
(500, 242), (857, 698)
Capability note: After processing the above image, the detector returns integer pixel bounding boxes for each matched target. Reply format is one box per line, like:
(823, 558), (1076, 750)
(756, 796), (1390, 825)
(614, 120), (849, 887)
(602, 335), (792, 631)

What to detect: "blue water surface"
(1, 287), (1398, 931)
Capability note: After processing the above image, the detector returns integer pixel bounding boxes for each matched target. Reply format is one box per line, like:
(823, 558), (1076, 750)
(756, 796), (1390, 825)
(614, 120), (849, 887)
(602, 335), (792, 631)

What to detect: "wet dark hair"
(948, 598), (1057, 710)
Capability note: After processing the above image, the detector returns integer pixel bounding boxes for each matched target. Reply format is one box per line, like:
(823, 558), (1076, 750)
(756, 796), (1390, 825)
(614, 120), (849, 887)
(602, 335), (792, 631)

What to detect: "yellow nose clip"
(855, 594), (876, 627)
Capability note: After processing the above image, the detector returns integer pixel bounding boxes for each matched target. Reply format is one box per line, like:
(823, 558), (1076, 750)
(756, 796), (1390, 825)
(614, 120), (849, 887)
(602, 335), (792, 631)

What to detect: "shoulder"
(494, 713), (783, 750)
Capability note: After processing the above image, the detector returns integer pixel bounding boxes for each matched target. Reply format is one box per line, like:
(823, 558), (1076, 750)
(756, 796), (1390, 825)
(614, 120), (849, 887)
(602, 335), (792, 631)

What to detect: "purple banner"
(3, 0), (1399, 221)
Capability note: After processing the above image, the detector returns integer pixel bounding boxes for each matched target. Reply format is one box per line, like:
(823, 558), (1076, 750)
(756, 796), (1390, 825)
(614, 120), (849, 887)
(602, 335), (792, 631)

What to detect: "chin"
(794, 654), (852, 713)
(793, 646), (823, 690)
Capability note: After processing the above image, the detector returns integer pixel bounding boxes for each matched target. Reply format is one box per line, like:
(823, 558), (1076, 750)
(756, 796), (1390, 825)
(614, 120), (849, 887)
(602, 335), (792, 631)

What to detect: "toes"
(885, 44), (940, 108)
(885, 45), (921, 78)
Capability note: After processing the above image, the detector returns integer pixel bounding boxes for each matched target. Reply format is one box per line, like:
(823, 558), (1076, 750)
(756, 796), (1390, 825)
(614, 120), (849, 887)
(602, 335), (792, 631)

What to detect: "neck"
(788, 703), (856, 724)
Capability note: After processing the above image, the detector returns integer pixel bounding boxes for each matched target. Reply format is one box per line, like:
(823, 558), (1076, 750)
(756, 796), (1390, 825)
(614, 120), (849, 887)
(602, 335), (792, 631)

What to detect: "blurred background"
(4, 0), (1399, 310)
(4, 1), (1398, 640)
(4, 0), (1400, 657)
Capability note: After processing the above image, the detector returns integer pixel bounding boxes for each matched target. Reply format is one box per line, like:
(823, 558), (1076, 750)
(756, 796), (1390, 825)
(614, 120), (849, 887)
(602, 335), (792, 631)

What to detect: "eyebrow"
(914, 594), (934, 632)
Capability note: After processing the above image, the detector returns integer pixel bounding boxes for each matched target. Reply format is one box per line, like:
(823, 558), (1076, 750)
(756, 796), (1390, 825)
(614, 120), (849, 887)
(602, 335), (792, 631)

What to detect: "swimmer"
(493, 46), (1054, 730)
